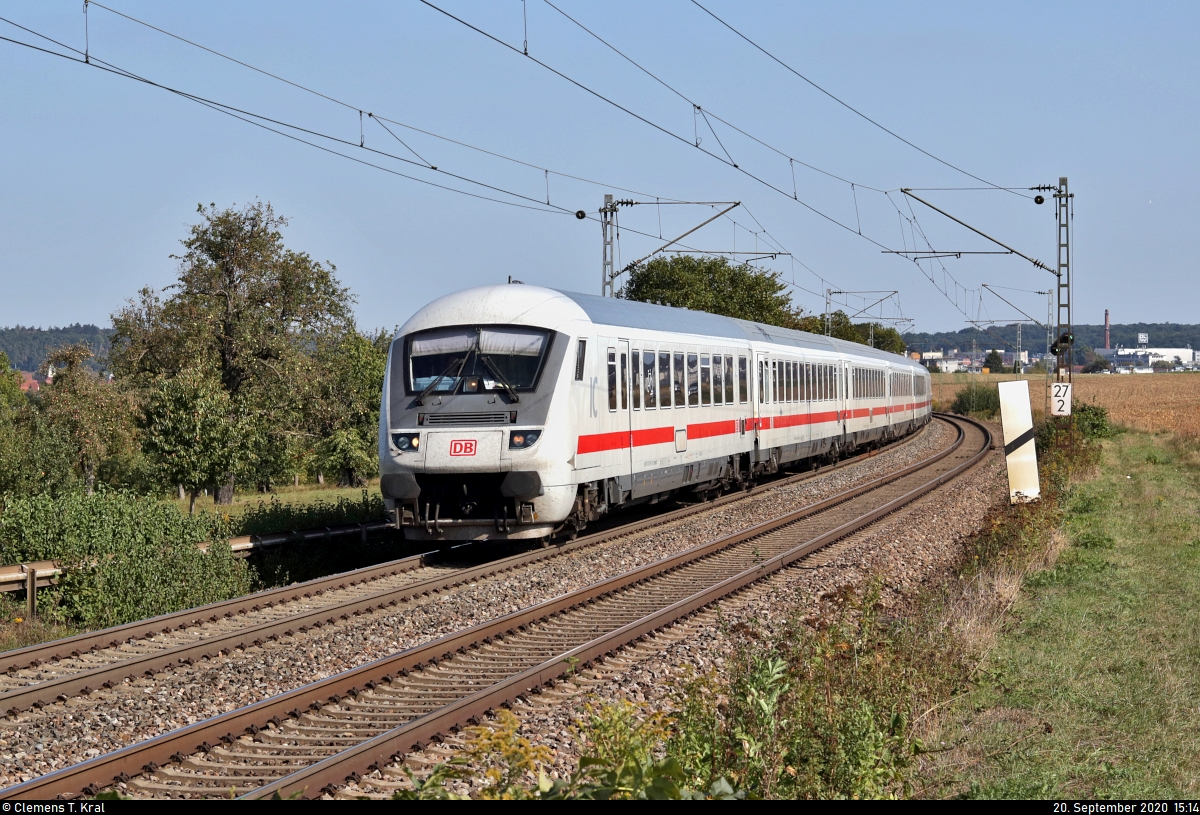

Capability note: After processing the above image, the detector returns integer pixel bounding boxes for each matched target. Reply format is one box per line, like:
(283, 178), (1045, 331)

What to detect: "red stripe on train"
(632, 426), (675, 447)
(576, 431), (631, 454)
(688, 420), (737, 439)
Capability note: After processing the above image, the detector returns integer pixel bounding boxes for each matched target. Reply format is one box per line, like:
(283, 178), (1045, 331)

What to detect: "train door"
(840, 360), (850, 443)
(753, 352), (769, 461)
(885, 369), (894, 431)
(598, 339), (633, 482)
(617, 339), (633, 477)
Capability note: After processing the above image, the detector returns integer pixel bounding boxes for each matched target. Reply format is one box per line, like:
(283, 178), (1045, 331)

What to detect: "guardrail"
(0, 519), (393, 612)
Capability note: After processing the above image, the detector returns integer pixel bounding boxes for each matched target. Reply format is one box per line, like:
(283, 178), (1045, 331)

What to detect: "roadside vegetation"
(920, 427), (1200, 797)
(391, 405), (1115, 799)
(0, 202), (401, 642)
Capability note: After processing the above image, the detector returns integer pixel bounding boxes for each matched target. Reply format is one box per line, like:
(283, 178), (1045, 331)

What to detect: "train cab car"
(379, 284), (931, 542)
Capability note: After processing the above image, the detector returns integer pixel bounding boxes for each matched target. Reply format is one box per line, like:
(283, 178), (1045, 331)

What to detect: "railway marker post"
(25, 566), (37, 618)
(998, 379), (1040, 503)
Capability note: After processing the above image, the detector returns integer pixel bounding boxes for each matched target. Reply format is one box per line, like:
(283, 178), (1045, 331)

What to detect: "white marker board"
(1138, 332), (1149, 344)
(1051, 382), (1072, 416)
(998, 380), (1040, 503)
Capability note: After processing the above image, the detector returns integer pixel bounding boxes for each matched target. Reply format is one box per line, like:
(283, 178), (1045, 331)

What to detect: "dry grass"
(932, 372), (1200, 436)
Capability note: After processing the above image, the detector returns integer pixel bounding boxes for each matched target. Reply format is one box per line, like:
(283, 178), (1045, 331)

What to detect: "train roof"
(554, 289), (919, 368)
(399, 285), (921, 370)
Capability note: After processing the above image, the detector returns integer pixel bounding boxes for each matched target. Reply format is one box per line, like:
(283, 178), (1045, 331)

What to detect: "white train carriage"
(379, 285), (931, 541)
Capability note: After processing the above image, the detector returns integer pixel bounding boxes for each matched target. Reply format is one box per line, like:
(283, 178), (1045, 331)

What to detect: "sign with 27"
(1051, 382), (1072, 416)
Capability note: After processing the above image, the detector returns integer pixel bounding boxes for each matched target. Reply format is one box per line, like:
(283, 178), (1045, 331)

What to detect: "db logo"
(449, 439), (477, 456)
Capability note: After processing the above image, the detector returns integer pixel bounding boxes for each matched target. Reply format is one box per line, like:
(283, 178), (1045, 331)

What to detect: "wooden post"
(25, 567), (37, 619)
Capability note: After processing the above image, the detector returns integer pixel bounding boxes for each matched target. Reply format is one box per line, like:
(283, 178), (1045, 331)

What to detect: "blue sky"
(2, 1), (1196, 335)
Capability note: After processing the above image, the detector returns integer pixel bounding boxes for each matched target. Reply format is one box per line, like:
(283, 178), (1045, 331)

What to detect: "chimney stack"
(1105, 309), (1110, 350)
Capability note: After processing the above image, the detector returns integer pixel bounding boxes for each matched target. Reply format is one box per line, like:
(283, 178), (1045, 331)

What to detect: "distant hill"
(0, 325), (112, 372)
(904, 322), (1200, 355)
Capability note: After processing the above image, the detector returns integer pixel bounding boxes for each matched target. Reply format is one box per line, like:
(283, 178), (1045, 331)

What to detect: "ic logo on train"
(449, 440), (477, 456)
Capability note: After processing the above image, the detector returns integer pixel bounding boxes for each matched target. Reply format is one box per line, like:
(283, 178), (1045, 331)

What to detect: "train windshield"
(407, 326), (551, 393)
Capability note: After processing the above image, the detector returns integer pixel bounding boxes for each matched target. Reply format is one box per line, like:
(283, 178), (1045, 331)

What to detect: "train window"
(713, 355), (723, 405)
(673, 353), (686, 408)
(794, 361), (801, 402)
(791, 362), (799, 403)
(758, 360), (765, 404)
(574, 340), (587, 381)
(607, 349), (617, 412)
(620, 352), (628, 410)
(687, 353), (699, 406)
(631, 350), (641, 410)
(659, 351), (672, 407)
(700, 354), (712, 406)
(738, 356), (748, 403)
(644, 351), (656, 409)
(724, 356), (734, 403)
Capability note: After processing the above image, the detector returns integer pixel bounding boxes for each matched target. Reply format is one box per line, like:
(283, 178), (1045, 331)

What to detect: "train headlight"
(392, 433), (420, 452)
(509, 429), (542, 449)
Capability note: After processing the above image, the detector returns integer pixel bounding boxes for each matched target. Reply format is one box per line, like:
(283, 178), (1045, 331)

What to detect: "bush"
(0, 490), (251, 628)
(667, 586), (942, 799)
(1073, 400), (1116, 440)
(949, 383), (1000, 418)
(230, 491), (385, 537)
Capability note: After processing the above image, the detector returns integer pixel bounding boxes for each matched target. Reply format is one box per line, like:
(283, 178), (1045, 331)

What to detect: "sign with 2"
(1051, 382), (1072, 416)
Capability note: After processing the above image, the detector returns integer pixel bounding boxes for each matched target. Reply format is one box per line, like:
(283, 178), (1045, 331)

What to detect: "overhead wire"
(80, 1), (700, 205)
(4, 13), (815, 302)
(19, 5), (995, 328)
(688, 0), (1021, 197)
(0, 23), (576, 215)
(73, 1), (939, 315)
(416, 0), (894, 251)
(539, 0), (884, 193)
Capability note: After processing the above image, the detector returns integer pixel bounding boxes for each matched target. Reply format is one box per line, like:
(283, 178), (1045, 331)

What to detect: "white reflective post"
(998, 380), (1040, 503)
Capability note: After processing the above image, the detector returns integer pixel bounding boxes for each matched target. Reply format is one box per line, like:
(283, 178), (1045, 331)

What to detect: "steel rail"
(0, 416), (984, 800)
(250, 418), (990, 800)
(0, 424), (928, 699)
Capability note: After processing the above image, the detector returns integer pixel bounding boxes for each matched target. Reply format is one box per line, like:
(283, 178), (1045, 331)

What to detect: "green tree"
(302, 327), (389, 486)
(38, 344), (138, 495)
(619, 256), (804, 329)
(110, 201), (354, 502)
(983, 350), (1005, 371)
(794, 310), (861, 343)
(851, 322), (907, 355)
(0, 351), (23, 409)
(142, 367), (244, 515)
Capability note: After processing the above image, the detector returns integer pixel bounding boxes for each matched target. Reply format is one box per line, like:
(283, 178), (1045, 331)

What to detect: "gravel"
(0, 421), (955, 789)
(347, 430), (1006, 798)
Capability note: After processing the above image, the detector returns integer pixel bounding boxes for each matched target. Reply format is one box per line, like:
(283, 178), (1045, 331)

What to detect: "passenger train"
(379, 284), (932, 541)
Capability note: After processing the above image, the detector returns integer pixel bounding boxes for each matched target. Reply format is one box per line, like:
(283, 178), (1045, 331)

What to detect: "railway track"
(0, 415), (990, 800)
(0, 424), (928, 718)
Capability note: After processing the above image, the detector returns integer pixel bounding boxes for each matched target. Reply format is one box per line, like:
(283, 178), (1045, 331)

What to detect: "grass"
(164, 477), (382, 519)
(0, 592), (80, 653)
(924, 430), (1200, 798)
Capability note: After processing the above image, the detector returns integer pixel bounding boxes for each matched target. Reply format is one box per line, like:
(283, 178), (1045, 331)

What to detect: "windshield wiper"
(416, 353), (469, 406)
(481, 354), (520, 403)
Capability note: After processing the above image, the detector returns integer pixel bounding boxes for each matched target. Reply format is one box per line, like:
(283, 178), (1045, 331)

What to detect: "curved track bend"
(0, 415), (990, 800)
(0, 425), (929, 716)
